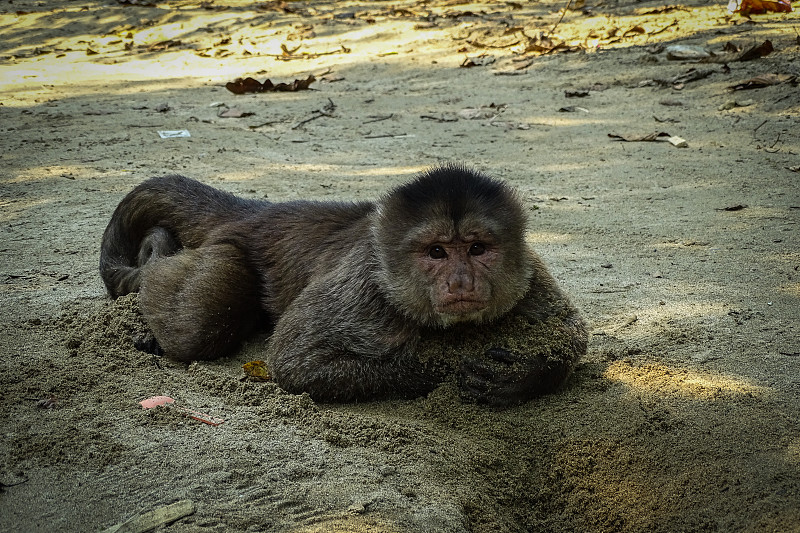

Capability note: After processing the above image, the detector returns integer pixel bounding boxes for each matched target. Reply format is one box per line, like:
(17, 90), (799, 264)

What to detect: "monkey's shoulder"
(265, 199), (375, 225)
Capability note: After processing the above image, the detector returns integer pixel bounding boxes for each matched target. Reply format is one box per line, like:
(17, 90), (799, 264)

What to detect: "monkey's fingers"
(484, 346), (521, 364)
(459, 357), (519, 405)
(133, 332), (164, 356)
(461, 352), (561, 406)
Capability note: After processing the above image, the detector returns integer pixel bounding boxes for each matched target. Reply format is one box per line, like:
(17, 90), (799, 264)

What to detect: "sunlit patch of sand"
(604, 360), (768, 399)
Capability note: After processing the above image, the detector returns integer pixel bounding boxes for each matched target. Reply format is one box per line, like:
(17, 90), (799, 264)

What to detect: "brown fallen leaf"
(565, 89), (590, 98)
(728, 73), (794, 91)
(257, 1), (299, 13)
(717, 204), (748, 211)
(281, 43), (301, 56)
(226, 77), (262, 94)
(723, 42), (741, 53)
(727, 0), (792, 15)
(461, 55), (496, 68)
(608, 131), (672, 142)
(656, 68), (714, 88)
(638, 5), (687, 14)
(147, 39), (181, 52)
(519, 31), (576, 55)
(738, 40), (774, 61)
(622, 25), (646, 37)
(466, 38), (520, 49)
(226, 75), (316, 94)
(243, 360), (271, 381)
(421, 114), (458, 122)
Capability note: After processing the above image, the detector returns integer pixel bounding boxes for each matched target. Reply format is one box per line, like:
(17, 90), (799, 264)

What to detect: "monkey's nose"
(448, 274), (474, 293)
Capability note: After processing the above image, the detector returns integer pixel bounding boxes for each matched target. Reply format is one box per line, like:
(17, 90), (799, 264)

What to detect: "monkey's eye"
(428, 245), (447, 259)
(469, 242), (486, 256)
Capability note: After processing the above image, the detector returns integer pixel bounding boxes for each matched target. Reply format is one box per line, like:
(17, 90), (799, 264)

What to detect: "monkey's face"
(376, 213), (531, 327)
(374, 165), (533, 328)
(411, 219), (501, 324)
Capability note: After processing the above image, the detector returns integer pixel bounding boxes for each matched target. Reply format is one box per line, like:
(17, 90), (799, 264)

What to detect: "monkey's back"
(224, 199), (377, 316)
(100, 175), (376, 306)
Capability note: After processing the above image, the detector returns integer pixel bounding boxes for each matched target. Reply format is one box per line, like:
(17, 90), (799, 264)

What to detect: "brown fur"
(99, 164), (587, 404)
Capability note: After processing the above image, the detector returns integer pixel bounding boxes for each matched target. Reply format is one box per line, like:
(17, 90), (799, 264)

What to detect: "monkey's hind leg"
(138, 243), (262, 362)
(102, 226), (182, 297)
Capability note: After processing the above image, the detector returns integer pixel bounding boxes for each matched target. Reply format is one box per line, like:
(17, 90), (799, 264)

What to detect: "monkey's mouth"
(436, 298), (487, 315)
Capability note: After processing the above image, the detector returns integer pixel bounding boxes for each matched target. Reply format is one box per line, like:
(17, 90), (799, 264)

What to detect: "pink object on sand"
(138, 395), (225, 426)
(139, 395), (176, 409)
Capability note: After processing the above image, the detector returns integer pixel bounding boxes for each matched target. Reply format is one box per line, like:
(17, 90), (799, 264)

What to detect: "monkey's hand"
(460, 347), (572, 406)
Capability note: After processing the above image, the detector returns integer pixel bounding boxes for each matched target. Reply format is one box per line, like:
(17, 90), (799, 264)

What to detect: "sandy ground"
(1, 0), (799, 531)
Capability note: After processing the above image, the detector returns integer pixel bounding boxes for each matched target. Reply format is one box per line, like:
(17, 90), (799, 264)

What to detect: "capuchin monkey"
(99, 164), (587, 405)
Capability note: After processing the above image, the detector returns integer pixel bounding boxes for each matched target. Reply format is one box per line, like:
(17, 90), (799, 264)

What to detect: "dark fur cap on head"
(377, 163), (527, 240)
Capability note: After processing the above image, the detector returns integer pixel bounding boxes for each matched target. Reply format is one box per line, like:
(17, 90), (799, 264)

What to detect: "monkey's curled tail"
(99, 175), (259, 298)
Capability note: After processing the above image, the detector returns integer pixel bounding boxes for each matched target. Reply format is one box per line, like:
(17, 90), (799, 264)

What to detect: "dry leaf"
(243, 360), (271, 381)
(728, 73), (793, 91)
(727, 0), (791, 15)
(738, 40), (774, 61)
(281, 43), (301, 56)
(461, 55), (496, 68)
(723, 42), (741, 53)
(622, 25), (646, 37)
(608, 131), (672, 142)
(658, 68), (713, 87)
(565, 89), (590, 98)
(226, 75), (316, 94)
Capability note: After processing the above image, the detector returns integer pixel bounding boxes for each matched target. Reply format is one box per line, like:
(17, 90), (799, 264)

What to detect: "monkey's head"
(374, 164), (533, 327)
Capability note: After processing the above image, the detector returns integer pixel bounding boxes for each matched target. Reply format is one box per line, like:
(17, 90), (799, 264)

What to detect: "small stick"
(101, 500), (195, 533)
(292, 112), (328, 130)
(363, 114), (393, 123)
(364, 133), (411, 139)
(546, 0), (574, 38)
(292, 101), (335, 130)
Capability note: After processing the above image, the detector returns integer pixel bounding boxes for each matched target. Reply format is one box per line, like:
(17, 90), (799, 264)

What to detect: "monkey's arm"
(459, 254), (588, 406)
(265, 256), (442, 402)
